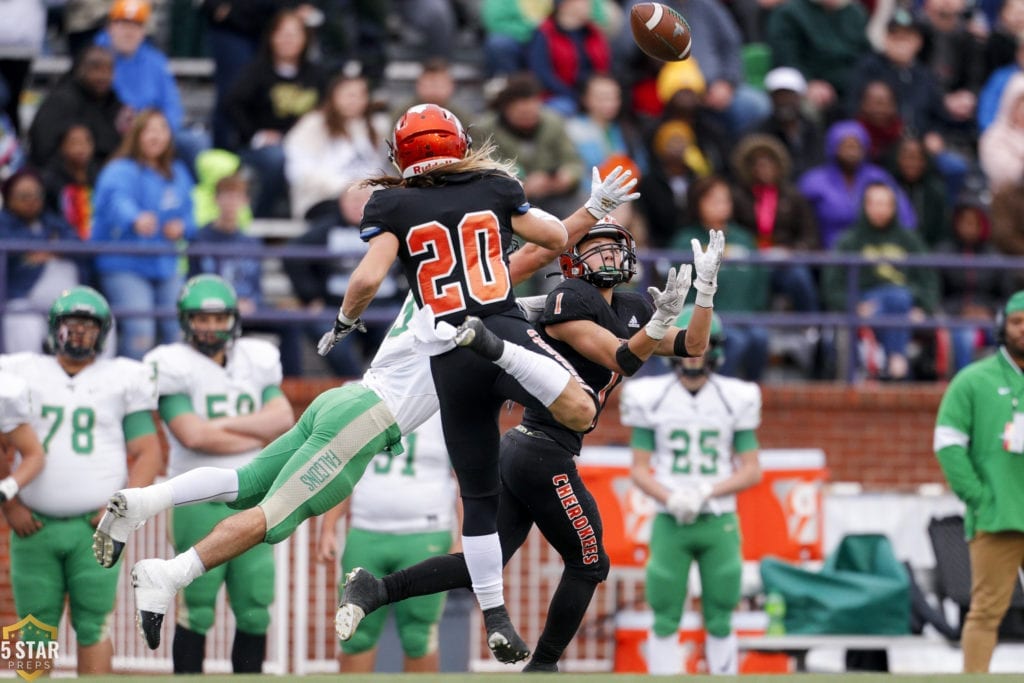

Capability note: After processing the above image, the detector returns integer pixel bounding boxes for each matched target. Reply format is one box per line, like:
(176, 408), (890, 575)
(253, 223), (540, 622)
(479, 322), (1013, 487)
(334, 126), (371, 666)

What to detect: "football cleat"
(454, 316), (505, 362)
(522, 659), (559, 672)
(131, 559), (178, 650)
(483, 605), (531, 664)
(335, 567), (387, 641)
(92, 489), (157, 568)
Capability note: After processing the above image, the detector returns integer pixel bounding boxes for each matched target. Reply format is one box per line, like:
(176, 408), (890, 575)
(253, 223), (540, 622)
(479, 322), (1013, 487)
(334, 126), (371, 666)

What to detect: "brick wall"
(0, 380), (950, 634)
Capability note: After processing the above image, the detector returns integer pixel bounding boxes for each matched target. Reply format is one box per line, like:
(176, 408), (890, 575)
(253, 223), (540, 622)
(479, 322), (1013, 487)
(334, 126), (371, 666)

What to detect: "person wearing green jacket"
(822, 181), (939, 380)
(672, 175), (771, 381)
(934, 290), (1024, 673)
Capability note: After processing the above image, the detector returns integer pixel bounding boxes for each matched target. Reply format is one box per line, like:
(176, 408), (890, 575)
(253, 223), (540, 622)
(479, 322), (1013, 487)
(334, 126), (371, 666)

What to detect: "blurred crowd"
(2, 0), (1024, 382)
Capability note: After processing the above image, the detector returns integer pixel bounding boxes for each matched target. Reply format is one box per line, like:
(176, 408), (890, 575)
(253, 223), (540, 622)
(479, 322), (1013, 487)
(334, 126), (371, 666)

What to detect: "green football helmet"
(47, 286), (113, 359)
(177, 274), (240, 355)
(672, 305), (725, 377)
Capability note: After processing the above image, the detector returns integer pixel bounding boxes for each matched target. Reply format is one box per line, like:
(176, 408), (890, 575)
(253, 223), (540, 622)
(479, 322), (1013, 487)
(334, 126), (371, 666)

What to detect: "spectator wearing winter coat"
(41, 124), (100, 240)
(91, 109), (196, 359)
(765, 0), (872, 115)
(526, 0), (611, 116)
(822, 182), (939, 380)
(95, 0), (208, 171)
(0, 169), (82, 352)
(799, 119), (917, 249)
(225, 9), (326, 217)
(979, 72), (1024, 193)
(28, 45), (126, 168)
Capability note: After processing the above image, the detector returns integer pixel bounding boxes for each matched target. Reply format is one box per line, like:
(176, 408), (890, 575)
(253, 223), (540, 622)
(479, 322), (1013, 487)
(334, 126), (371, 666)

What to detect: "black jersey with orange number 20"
(359, 171), (529, 325)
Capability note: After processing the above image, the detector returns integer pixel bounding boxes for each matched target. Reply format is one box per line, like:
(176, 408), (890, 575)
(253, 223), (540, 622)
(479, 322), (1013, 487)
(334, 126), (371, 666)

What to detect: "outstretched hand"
(692, 229), (724, 307)
(645, 265), (692, 340)
(584, 165), (641, 220)
(317, 314), (367, 356)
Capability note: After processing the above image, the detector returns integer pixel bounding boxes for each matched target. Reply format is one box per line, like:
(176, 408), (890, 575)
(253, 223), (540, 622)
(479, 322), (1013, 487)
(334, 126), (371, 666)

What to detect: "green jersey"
(934, 348), (1024, 538)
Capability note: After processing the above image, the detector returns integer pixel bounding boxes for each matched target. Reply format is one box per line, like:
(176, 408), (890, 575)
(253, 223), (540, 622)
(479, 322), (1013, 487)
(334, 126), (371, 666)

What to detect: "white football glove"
(583, 165), (641, 220)
(0, 476), (19, 503)
(692, 229), (724, 308)
(665, 481), (713, 525)
(516, 295), (548, 324)
(317, 312), (367, 356)
(645, 265), (692, 340)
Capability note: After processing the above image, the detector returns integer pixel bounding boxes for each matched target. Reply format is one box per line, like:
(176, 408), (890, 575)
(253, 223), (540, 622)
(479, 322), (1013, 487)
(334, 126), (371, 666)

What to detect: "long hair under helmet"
(389, 104), (472, 178)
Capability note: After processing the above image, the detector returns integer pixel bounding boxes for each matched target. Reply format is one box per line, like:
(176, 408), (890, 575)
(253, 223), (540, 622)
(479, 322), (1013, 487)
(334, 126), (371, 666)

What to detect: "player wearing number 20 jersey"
(360, 170), (523, 325)
(339, 104), (598, 662)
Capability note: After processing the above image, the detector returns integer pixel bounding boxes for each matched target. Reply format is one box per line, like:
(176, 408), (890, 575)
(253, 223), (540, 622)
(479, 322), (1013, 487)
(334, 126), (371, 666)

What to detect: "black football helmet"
(558, 220), (637, 288)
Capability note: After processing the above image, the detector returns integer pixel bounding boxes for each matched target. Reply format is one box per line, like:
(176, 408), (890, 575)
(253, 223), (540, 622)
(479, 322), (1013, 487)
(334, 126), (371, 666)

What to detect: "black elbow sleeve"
(615, 342), (644, 376)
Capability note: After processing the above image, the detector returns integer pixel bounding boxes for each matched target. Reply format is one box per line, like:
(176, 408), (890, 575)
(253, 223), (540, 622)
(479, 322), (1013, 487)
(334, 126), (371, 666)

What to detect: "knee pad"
(702, 607), (734, 638)
(70, 609), (112, 647)
(565, 549), (610, 583)
(397, 616), (440, 659)
(177, 583), (219, 635)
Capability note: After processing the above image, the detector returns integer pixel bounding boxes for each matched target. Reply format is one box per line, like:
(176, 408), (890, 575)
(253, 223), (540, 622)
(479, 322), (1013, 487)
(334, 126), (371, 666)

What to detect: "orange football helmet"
(389, 104), (471, 177)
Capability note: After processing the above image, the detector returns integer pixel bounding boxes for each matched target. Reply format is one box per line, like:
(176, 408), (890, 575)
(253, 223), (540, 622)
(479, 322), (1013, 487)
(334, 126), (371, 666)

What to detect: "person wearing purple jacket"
(798, 119), (917, 249)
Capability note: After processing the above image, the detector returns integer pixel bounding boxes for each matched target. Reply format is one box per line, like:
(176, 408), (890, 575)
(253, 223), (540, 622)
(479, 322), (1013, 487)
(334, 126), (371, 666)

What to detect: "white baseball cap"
(764, 67), (808, 95)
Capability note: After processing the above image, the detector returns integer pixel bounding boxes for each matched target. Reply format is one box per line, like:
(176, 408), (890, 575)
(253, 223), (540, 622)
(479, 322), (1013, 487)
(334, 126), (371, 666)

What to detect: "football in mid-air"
(629, 2), (692, 62)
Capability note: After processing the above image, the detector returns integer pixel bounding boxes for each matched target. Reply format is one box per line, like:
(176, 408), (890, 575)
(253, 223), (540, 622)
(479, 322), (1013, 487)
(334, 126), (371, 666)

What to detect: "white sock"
(494, 343), (571, 407)
(647, 632), (683, 675)
(168, 467), (239, 505)
(462, 533), (504, 610)
(705, 632), (738, 675)
(167, 547), (207, 590)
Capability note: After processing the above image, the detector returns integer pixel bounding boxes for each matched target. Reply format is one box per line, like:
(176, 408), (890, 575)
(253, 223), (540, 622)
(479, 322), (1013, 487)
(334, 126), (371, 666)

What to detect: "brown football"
(629, 2), (693, 62)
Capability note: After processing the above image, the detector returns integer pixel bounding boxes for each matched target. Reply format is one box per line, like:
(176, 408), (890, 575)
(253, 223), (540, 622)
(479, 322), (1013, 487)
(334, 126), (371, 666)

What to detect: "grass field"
(97, 676), (1024, 682)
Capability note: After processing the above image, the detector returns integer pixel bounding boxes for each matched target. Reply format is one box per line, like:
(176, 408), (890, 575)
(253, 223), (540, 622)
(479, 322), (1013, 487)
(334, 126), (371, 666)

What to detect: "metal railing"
(3, 239), (1023, 382)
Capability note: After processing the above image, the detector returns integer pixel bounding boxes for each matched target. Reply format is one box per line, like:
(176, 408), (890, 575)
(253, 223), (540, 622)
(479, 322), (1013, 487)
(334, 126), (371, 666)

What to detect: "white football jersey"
(349, 412), (456, 534)
(619, 374), (761, 514)
(0, 370), (31, 434)
(360, 294), (439, 436)
(145, 339), (283, 477)
(0, 353), (157, 516)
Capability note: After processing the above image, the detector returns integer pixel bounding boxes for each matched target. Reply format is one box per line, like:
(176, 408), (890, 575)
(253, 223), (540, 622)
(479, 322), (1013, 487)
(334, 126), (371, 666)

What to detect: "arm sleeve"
(618, 380), (652, 428)
(122, 359), (159, 414)
(732, 429), (759, 453)
(540, 282), (599, 325)
(493, 172), (530, 214)
(172, 164), (197, 239)
(158, 55), (185, 132)
(934, 374), (987, 507)
(630, 427), (656, 450)
(735, 383), (762, 431)
(143, 347), (190, 396)
(122, 410), (157, 440)
(359, 190), (393, 242)
(0, 372), (31, 433)
(159, 394), (195, 422)
(92, 162), (142, 240)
